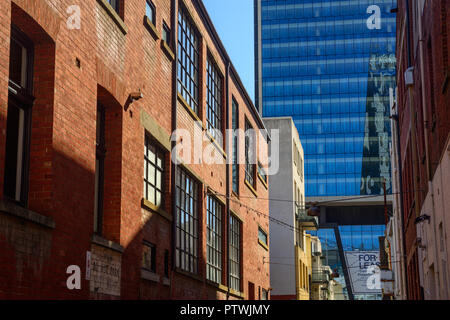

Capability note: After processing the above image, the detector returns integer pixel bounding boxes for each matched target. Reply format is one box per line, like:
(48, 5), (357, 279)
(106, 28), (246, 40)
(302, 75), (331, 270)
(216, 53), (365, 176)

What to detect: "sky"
(202, 0), (255, 103)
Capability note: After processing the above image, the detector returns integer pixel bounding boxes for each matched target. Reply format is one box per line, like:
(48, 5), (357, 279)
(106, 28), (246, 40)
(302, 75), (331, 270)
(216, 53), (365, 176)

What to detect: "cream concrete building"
(264, 117), (318, 300)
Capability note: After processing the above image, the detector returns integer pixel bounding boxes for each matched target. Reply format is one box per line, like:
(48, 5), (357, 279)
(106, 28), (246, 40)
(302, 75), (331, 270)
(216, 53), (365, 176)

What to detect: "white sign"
(344, 251), (381, 295)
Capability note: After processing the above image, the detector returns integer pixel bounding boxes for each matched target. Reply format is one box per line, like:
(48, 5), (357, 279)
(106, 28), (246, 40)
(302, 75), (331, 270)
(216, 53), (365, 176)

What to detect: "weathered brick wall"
(396, 0), (450, 300)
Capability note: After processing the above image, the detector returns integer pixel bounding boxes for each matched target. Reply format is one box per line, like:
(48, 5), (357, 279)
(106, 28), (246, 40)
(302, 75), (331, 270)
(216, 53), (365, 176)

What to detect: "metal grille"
(229, 215), (241, 292)
(175, 167), (199, 274)
(206, 57), (223, 141)
(177, 7), (200, 114)
(206, 196), (223, 283)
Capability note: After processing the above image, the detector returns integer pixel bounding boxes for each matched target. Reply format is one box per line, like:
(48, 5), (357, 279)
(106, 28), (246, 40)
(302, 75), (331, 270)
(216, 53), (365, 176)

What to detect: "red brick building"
(0, 0), (271, 300)
(395, 0), (449, 300)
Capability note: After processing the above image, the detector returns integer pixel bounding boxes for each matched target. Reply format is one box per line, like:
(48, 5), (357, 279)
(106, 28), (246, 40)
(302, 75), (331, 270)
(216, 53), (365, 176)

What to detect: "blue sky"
(203, 0), (255, 102)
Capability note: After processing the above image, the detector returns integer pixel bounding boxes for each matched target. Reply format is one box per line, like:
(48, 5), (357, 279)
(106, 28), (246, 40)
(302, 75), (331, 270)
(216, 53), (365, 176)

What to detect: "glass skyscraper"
(255, 0), (397, 299)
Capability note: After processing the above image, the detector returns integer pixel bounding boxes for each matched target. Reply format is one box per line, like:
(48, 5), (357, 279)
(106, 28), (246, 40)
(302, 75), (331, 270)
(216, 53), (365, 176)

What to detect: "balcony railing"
(296, 206), (319, 230)
(312, 268), (330, 284)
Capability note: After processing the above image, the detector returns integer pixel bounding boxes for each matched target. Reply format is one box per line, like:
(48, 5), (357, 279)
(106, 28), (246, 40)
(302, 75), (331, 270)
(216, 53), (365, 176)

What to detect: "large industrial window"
(206, 195), (223, 284)
(177, 7), (200, 114)
(144, 136), (165, 207)
(206, 57), (223, 142)
(175, 167), (200, 274)
(4, 26), (34, 206)
(245, 120), (256, 188)
(229, 214), (241, 292)
(232, 98), (239, 194)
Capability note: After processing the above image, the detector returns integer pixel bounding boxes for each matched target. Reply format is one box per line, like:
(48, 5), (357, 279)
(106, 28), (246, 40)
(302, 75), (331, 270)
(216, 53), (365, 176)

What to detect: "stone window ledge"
(161, 41), (175, 61)
(162, 277), (170, 286)
(245, 179), (258, 198)
(144, 16), (160, 40)
(91, 234), (124, 253)
(0, 199), (55, 229)
(141, 269), (159, 283)
(175, 267), (203, 283)
(97, 0), (128, 35)
(142, 198), (173, 222)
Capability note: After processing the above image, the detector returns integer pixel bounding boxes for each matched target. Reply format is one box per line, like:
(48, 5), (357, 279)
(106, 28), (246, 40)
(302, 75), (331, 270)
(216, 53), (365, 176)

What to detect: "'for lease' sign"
(344, 251), (381, 295)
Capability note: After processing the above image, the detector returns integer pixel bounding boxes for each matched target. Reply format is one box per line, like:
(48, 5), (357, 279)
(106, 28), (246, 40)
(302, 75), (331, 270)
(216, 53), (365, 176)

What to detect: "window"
(177, 7), (200, 114)
(258, 227), (268, 247)
(232, 98), (239, 194)
(164, 250), (170, 277)
(94, 104), (106, 234)
(229, 214), (241, 292)
(248, 282), (255, 300)
(206, 56), (223, 141)
(175, 167), (200, 274)
(142, 242), (156, 273)
(261, 288), (269, 300)
(162, 22), (171, 44)
(206, 196), (223, 283)
(258, 162), (267, 185)
(108, 0), (120, 14)
(144, 136), (165, 207)
(245, 120), (256, 188)
(4, 26), (34, 205)
(145, 0), (156, 25)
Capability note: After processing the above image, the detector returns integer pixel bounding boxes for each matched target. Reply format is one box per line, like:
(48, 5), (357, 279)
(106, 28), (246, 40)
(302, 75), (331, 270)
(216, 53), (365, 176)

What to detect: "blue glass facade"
(310, 225), (385, 299)
(256, 0), (396, 300)
(257, 0), (397, 197)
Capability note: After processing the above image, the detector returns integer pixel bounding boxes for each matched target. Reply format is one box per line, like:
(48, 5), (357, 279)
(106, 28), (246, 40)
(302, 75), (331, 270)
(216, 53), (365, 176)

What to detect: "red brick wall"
(396, 0), (450, 300)
(0, 0), (270, 300)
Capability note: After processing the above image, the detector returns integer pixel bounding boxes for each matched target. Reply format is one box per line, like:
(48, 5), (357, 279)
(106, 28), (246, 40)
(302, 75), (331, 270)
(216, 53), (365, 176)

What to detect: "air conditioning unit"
(404, 67), (414, 87)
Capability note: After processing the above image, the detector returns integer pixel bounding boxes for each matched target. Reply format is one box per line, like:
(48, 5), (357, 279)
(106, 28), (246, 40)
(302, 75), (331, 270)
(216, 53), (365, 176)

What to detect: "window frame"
(229, 214), (242, 292)
(164, 249), (170, 277)
(245, 119), (256, 189)
(144, 135), (165, 208)
(145, 0), (156, 26)
(177, 6), (200, 115)
(162, 21), (171, 44)
(231, 98), (239, 194)
(258, 226), (268, 248)
(94, 104), (106, 235)
(258, 162), (268, 185)
(142, 241), (157, 273)
(175, 167), (200, 274)
(206, 55), (223, 142)
(4, 25), (34, 206)
(206, 195), (224, 284)
(107, 0), (120, 15)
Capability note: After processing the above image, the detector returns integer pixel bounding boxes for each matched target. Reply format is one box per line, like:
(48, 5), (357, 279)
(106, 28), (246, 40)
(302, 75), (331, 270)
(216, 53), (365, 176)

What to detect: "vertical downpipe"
(170, 0), (178, 300)
(225, 61), (231, 299)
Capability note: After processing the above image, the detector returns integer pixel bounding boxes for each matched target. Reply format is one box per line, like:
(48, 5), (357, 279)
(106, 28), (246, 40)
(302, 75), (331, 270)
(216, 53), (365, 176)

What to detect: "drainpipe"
(170, 0), (178, 300)
(225, 61), (231, 300)
(391, 110), (409, 299)
(404, 0), (423, 300)
(416, 0), (442, 299)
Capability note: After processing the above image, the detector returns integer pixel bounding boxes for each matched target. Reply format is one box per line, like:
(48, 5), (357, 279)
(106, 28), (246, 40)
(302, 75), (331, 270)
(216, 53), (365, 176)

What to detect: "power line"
(211, 188), (425, 206)
(208, 188), (395, 253)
